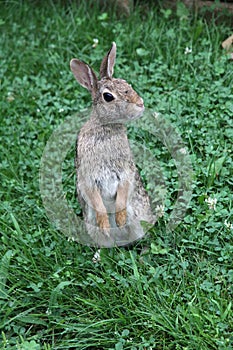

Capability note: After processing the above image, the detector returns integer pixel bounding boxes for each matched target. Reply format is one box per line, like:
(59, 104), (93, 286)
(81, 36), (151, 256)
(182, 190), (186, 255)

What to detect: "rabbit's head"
(70, 42), (144, 124)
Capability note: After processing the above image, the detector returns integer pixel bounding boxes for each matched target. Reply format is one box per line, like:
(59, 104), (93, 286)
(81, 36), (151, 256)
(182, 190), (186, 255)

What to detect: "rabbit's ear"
(100, 42), (116, 79)
(70, 59), (98, 93)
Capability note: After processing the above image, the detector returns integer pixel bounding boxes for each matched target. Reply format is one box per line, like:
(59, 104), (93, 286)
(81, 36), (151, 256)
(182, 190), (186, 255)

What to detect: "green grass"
(0, 1), (233, 349)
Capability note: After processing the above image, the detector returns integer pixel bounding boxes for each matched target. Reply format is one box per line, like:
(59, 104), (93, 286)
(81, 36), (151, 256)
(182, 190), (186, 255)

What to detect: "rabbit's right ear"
(70, 59), (98, 93)
(100, 42), (116, 79)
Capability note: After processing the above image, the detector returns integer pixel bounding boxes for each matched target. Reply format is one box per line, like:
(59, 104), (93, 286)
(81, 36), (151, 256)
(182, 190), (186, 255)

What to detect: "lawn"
(0, 1), (233, 349)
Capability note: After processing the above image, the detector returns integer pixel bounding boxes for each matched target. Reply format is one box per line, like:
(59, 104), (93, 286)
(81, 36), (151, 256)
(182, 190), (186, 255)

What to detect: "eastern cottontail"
(70, 42), (154, 247)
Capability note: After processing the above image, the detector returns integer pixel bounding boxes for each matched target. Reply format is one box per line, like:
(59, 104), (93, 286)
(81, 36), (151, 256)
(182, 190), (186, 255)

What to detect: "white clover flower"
(46, 308), (52, 315)
(59, 108), (64, 113)
(92, 249), (101, 263)
(224, 220), (233, 229)
(155, 204), (165, 218)
(92, 38), (99, 48)
(184, 47), (192, 55)
(7, 93), (15, 102)
(179, 147), (188, 155)
(67, 236), (75, 242)
(205, 197), (217, 210)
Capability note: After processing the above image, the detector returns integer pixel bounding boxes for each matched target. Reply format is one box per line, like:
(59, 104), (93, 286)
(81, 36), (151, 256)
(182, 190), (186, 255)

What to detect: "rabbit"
(70, 42), (154, 247)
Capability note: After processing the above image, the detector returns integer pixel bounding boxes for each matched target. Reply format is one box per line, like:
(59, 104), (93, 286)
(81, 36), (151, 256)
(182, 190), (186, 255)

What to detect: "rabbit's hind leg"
(115, 180), (131, 228)
(82, 187), (110, 236)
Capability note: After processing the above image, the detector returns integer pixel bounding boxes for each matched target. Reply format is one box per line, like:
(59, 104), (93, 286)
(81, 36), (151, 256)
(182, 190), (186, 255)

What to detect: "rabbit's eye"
(103, 92), (114, 102)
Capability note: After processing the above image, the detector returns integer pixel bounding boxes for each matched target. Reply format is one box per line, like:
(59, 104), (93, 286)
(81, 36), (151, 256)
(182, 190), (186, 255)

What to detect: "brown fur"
(70, 42), (154, 247)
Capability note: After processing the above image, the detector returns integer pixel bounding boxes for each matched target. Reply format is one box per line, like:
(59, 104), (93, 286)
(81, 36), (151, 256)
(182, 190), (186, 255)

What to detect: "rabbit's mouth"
(136, 102), (144, 109)
(127, 103), (145, 120)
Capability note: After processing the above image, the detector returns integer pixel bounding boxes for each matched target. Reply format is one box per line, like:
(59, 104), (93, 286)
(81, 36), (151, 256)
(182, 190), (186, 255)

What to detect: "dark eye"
(103, 92), (114, 102)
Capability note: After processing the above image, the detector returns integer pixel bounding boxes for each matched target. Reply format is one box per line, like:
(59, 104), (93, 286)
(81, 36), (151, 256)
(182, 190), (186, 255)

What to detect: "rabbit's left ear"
(100, 42), (116, 79)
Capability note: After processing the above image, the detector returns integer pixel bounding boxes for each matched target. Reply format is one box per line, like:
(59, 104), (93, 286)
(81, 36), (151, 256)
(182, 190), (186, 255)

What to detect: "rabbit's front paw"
(96, 212), (110, 236)
(116, 208), (127, 228)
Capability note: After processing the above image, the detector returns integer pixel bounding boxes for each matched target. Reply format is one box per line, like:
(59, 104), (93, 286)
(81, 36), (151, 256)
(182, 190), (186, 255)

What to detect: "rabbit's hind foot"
(115, 208), (127, 228)
(96, 211), (110, 237)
